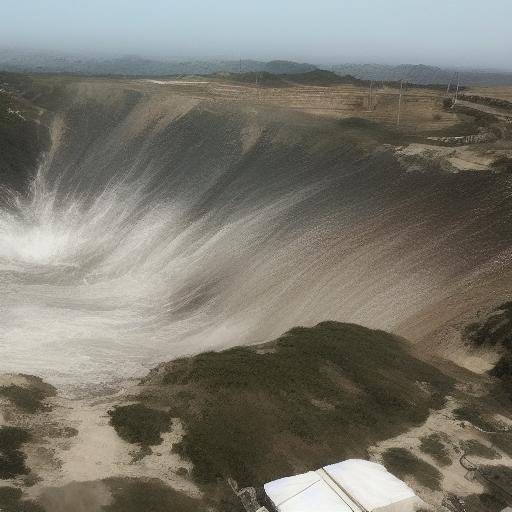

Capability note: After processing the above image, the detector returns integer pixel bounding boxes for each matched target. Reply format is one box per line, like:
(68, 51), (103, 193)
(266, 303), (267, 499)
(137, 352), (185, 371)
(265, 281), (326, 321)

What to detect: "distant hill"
(1, 49), (512, 85)
(0, 49), (316, 76)
(215, 69), (365, 87)
(283, 69), (365, 86)
(329, 63), (512, 86)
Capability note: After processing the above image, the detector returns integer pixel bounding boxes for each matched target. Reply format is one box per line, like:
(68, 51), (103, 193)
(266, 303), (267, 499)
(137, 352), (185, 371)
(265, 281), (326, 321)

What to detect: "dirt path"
(455, 99), (512, 120)
(0, 376), (201, 501)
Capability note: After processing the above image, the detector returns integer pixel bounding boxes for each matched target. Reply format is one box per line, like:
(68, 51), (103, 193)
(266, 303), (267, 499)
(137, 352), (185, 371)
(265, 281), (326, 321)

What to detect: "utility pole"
(368, 80), (373, 111)
(397, 80), (404, 126)
(454, 72), (460, 103)
(239, 57), (242, 74)
(446, 71), (455, 94)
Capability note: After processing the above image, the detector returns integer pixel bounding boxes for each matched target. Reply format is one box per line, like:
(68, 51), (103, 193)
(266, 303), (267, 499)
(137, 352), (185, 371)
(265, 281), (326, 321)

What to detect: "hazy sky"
(2, 0), (511, 70)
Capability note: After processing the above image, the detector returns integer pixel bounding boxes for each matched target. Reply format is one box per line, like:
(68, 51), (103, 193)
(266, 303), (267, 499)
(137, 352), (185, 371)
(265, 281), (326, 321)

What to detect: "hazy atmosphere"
(1, 0), (512, 69)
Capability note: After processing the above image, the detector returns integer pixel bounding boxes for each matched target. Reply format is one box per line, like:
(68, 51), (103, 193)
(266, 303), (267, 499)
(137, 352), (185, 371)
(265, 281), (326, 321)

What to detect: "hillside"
(139, 322), (453, 488)
(0, 322), (458, 512)
(0, 74), (511, 511)
(124, 322), (512, 511)
(2, 322), (512, 511)
(215, 69), (364, 87)
(0, 74), (49, 194)
(0, 74), (511, 385)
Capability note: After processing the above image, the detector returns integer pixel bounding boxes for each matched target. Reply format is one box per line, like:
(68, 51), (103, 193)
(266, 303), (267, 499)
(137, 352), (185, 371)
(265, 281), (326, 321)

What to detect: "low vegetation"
(455, 492), (507, 512)
(103, 477), (208, 512)
(464, 302), (512, 401)
(478, 465), (512, 504)
(0, 426), (31, 479)
(217, 69), (364, 88)
(382, 447), (442, 490)
(461, 439), (500, 460)
(108, 403), (171, 446)
(492, 156), (512, 173)
(453, 406), (497, 431)
(137, 322), (453, 492)
(459, 94), (512, 112)
(464, 302), (512, 349)
(419, 433), (451, 466)
(0, 486), (44, 512)
(0, 378), (56, 413)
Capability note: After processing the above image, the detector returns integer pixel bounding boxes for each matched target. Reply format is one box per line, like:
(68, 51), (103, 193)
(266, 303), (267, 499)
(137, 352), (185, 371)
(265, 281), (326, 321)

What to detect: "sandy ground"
(394, 143), (498, 172)
(3, 368), (512, 511)
(0, 375), (201, 502)
(135, 77), (461, 132)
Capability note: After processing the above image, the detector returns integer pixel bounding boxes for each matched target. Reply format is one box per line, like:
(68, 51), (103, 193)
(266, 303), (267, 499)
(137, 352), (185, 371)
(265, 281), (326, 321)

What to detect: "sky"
(1, 0), (511, 70)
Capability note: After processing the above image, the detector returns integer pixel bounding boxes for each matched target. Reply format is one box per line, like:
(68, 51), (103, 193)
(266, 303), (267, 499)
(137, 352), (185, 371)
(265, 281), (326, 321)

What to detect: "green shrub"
(0, 426), (31, 479)
(0, 487), (45, 512)
(0, 385), (52, 413)
(382, 447), (442, 490)
(108, 404), (171, 446)
(459, 492), (507, 512)
(492, 156), (512, 173)
(419, 433), (451, 466)
(103, 477), (208, 512)
(461, 440), (500, 460)
(442, 97), (454, 110)
(453, 406), (496, 431)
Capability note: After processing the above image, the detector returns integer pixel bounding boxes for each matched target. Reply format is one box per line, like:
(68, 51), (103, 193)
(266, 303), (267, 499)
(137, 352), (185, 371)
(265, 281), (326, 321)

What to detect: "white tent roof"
(264, 471), (356, 512)
(324, 460), (422, 512)
(264, 459), (424, 512)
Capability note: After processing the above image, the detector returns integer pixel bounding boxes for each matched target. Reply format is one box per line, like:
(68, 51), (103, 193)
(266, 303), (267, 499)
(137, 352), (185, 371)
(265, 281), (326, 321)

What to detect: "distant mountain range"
(0, 50), (315, 76)
(328, 63), (512, 86)
(1, 49), (512, 86)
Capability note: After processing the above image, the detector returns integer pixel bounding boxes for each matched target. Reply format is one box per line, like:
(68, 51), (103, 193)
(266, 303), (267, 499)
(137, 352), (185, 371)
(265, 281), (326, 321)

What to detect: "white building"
(264, 459), (425, 512)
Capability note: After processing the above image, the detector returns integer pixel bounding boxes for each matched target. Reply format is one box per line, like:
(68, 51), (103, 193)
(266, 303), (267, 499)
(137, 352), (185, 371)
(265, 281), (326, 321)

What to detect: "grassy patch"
(461, 439), (501, 460)
(481, 464), (512, 488)
(464, 302), (512, 349)
(0, 384), (54, 414)
(492, 156), (512, 174)
(453, 406), (497, 431)
(419, 433), (451, 466)
(456, 492), (507, 512)
(144, 322), (453, 487)
(0, 487), (44, 512)
(461, 303), (512, 407)
(490, 435), (512, 458)
(108, 404), (171, 446)
(218, 69), (364, 88)
(0, 426), (31, 479)
(382, 447), (442, 491)
(103, 477), (208, 512)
